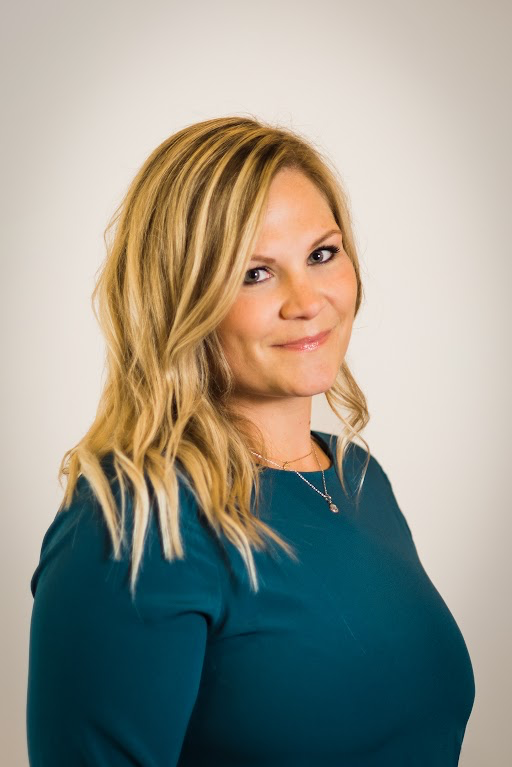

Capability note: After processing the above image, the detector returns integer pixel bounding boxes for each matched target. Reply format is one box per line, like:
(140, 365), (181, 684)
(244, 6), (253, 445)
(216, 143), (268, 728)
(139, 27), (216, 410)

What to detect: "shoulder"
(30, 461), (224, 626)
(316, 431), (416, 544)
(313, 431), (387, 486)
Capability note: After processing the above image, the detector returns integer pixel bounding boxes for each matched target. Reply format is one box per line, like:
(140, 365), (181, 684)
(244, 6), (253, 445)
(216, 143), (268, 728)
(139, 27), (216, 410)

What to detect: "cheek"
(332, 260), (358, 311)
(348, 268), (359, 308)
(217, 298), (267, 351)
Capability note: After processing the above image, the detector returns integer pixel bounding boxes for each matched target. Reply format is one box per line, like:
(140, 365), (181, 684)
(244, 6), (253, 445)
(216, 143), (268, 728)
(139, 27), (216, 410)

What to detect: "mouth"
(274, 327), (332, 351)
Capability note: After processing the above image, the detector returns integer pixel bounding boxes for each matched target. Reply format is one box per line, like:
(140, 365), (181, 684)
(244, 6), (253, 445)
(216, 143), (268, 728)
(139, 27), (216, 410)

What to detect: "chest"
(179, 472), (475, 764)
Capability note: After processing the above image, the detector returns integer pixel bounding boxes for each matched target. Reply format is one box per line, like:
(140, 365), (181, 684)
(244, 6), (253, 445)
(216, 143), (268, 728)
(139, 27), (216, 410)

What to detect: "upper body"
(27, 431), (476, 766)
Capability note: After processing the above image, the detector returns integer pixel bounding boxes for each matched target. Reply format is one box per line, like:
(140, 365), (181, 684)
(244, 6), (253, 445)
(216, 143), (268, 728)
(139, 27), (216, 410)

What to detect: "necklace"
(281, 447), (313, 470)
(249, 437), (339, 513)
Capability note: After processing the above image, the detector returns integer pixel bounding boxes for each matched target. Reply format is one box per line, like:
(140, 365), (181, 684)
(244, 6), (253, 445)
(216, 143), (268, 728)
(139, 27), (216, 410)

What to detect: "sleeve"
(26, 475), (224, 766)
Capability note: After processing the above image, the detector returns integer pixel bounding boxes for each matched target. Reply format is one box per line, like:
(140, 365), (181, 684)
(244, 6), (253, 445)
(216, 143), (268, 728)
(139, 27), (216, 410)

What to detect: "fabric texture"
(27, 431), (475, 766)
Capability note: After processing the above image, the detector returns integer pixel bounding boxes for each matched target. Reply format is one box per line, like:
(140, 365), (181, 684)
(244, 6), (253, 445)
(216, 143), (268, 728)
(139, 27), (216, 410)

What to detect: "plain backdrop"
(1, 1), (510, 764)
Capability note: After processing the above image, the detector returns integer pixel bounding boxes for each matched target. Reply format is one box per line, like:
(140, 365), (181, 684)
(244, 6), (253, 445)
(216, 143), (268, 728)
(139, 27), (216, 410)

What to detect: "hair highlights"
(57, 115), (370, 598)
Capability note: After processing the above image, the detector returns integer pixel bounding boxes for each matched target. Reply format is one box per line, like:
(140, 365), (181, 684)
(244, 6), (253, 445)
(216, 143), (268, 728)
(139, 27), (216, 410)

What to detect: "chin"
(286, 375), (339, 397)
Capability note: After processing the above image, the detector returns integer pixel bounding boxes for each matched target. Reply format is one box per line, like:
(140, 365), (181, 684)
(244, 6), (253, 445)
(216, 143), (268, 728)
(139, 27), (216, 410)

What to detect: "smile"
(274, 328), (332, 352)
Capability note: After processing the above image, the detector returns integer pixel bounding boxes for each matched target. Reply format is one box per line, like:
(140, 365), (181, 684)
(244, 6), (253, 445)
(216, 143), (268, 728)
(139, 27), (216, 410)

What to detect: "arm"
(27, 477), (223, 766)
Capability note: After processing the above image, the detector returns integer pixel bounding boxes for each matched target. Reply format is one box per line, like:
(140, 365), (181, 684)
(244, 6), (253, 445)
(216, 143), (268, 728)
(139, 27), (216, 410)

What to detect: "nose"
(279, 276), (324, 319)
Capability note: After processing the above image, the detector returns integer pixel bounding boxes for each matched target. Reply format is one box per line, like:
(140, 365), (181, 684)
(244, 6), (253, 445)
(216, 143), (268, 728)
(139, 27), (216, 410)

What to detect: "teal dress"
(27, 432), (475, 765)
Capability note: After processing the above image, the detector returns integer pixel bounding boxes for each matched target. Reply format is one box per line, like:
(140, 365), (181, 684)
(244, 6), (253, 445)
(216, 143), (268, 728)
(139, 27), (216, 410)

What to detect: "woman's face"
(216, 167), (358, 402)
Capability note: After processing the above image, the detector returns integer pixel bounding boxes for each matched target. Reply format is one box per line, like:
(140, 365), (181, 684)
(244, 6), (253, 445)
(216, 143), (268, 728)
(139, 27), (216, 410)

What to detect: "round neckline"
(260, 430), (337, 476)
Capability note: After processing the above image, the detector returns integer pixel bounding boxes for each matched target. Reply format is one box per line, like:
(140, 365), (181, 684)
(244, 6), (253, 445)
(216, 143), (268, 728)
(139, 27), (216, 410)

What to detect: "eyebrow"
(250, 228), (343, 263)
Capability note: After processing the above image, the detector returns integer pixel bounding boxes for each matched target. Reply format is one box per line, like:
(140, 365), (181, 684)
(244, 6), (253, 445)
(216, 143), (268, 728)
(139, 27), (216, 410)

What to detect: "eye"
(243, 245), (341, 287)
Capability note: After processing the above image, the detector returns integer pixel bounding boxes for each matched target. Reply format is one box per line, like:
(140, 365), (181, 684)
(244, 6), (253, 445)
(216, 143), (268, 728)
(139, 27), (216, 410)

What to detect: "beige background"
(2, 1), (510, 764)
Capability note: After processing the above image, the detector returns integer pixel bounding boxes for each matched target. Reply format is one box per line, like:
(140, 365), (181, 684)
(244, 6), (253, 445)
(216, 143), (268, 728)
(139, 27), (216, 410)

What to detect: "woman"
(27, 116), (475, 765)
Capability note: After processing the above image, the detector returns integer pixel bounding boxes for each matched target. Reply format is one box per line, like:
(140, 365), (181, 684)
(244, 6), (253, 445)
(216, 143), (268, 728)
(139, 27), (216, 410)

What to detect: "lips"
(275, 328), (331, 347)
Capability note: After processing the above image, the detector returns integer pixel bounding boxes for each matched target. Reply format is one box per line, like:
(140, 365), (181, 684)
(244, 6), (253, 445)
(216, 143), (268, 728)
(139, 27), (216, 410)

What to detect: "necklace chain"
(281, 447), (313, 470)
(249, 437), (340, 513)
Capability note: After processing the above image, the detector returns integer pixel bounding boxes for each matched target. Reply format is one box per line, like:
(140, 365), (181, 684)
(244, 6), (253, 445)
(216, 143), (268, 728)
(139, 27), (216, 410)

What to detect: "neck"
(228, 395), (332, 472)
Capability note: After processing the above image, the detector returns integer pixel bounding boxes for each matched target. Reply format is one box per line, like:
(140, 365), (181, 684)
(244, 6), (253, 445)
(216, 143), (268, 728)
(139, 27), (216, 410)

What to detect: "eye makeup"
(243, 245), (341, 287)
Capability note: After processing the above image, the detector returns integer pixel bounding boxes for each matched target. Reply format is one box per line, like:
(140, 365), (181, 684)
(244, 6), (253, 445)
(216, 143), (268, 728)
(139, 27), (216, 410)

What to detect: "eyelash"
(243, 245), (341, 287)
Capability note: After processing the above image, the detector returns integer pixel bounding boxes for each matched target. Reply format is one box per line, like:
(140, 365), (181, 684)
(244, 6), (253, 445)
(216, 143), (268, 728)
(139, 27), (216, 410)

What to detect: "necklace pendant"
(329, 501), (339, 513)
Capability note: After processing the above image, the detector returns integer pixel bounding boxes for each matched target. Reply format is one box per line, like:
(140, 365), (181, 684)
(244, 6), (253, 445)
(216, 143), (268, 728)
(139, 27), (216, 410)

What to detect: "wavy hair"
(57, 115), (370, 598)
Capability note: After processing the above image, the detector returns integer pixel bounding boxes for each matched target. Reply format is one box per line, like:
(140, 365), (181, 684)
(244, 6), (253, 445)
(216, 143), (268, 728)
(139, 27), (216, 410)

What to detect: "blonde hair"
(57, 115), (370, 599)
